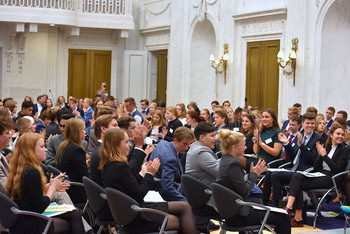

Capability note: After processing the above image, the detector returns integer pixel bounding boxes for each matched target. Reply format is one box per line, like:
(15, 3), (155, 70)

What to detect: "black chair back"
(83, 176), (106, 214)
(0, 192), (19, 228)
(47, 165), (63, 176)
(105, 187), (138, 225)
(211, 183), (250, 218)
(181, 174), (211, 209)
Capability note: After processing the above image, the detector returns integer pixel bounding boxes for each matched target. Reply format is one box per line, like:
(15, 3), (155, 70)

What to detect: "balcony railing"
(0, 0), (134, 29)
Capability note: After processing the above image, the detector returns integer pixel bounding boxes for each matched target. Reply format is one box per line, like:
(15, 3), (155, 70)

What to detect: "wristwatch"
(252, 137), (257, 144)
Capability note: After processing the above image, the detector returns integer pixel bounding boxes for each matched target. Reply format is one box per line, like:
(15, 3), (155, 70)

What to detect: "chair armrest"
(100, 193), (107, 200)
(304, 167), (314, 173)
(153, 177), (161, 183)
(68, 181), (84, 187)
(267, 158), (283, 168)
(235, 199), (271, 234)
(204, 189), (212, 196)
(131, 205), (169, 234)
(278, 162), (291, 168)
(11, 207), (53, 234)
(331, 170), (349, 205)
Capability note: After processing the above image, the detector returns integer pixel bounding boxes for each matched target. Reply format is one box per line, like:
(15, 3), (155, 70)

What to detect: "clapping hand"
(315, 141), (326, 157)
(250, 159), (267, 176)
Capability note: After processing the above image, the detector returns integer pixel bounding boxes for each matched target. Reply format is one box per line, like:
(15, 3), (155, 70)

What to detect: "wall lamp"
(209, 43), (229, 84)
(277, 38), (298, 86)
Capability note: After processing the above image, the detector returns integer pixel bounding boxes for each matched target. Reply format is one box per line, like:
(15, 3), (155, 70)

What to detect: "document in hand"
(297, 171), (326, 177)
(42, 202), (75, 217)
(252, 205), (288, 214)
(144, 190), (165, 203)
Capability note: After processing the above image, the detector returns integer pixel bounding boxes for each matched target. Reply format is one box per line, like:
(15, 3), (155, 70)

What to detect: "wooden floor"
(210, 221), (323, 233)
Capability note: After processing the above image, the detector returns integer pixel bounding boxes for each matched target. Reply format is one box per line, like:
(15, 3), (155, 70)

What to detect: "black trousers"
(288, 173), (333, 209)
(262, 171), (294, 204)
(226, 208), (291, 234)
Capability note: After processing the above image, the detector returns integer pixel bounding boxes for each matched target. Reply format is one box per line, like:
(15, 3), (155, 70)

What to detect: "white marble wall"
(320, 0), (350, 114)
(1, 0), (350, 121)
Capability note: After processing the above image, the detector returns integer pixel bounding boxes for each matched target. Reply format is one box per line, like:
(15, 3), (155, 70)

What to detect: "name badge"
(169, 128), (174, 134)
(292, 143), (295, 147)
(265, 138), (272, 144)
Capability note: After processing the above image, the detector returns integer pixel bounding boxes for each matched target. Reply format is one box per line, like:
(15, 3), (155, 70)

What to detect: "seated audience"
(200, 109), (211, 122)
(15, 100), (34, 122)
(325, 107), (335, 129)
(100, 128), (196, 233)
(213, 108), (227, 132)
(0, 115), (14, 194)
(216, 129), (291, 233)
(226, 107), (242, 131)
(6, 133), (84, 233)
(76, 98), (93, 134)
(150, 127), (195, 201)
(140, 99), (149, 117)
(315, 116), (328, 143)
(285, 125), (349, 227)
(239, 114), (256, 155)
(56, 118), (89, 204)
(55, 96), (67, 109)
(124, 97), (144, 126)
(185, 110), (204, 131)
(90, 115), (118, 187)
(158, 106), (183, 142)
(148, 110), (166, 144)
(176, 103), (187, 125)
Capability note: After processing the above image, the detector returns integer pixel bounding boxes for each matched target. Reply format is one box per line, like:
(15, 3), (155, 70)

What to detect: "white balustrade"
(0, 0), (127, 14)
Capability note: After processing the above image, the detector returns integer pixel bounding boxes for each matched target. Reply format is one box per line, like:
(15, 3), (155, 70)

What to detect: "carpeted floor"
(210, 199), (350, 233)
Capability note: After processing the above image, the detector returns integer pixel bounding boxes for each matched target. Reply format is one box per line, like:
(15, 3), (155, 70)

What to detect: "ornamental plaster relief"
(142, 0), (170, 29)
(242, 20), (285, 36)
(64, 33), (116, 45)
(145, 33), (170, 47)
(5, 32), (27, 73)
(188, 0), (220, 25)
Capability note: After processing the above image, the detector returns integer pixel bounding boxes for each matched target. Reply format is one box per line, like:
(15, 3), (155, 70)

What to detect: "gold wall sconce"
(210, 43), (229, 84)
(277, 38), (298, 86)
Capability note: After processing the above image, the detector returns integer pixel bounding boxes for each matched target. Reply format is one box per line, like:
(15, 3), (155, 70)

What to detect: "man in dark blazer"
(149, 127), (195, 201)
(68, 97), (84, 117)
(262, 112), (322, 206)
(32, 95), (45, 118)
(325, 107), (335, 129)
(281, 106), (299, 131)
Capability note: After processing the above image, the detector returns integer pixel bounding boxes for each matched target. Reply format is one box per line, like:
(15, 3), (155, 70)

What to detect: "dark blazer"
(164, 118), (183, 142)
(90, 141), (103, 187)
(56, 142), (89, 204)
(45, 121), (61, 141)
(284, 131), (322, 171)
(31, 103), (44, 117)
(68, 106), (84, 117)
(326, 119), (333, 129)
(12, 167), (52, 233)
(216, 155), (258, 204)
(281, 120), (289, 131)
(102, 161), (154, 206)
(149, 140), (185, 201)
(313, 143), (350, 176)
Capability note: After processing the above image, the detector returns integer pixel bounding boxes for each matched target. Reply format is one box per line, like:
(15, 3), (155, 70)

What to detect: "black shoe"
(208, 221), (220, 231)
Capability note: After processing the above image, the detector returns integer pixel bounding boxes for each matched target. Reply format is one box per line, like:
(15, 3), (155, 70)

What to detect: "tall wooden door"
(246, 40), (280, 114)
(157, 50), (168, 103)
(68, 49), (111, 99)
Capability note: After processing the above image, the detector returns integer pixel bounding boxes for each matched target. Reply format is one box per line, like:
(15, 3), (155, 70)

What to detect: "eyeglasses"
(59, 124), (66, 128)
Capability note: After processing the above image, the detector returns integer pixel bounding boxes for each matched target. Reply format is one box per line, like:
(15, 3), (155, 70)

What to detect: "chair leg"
(97, 225), (104, 234)
(313, 189), (334, 228)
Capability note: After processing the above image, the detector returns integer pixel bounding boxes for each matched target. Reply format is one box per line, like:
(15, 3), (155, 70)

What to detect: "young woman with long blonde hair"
(6, 133), (84, 233)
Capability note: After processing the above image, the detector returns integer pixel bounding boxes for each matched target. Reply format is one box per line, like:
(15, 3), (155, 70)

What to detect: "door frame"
(63, 45), (118, 100)
(241, 34), (283, 117)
